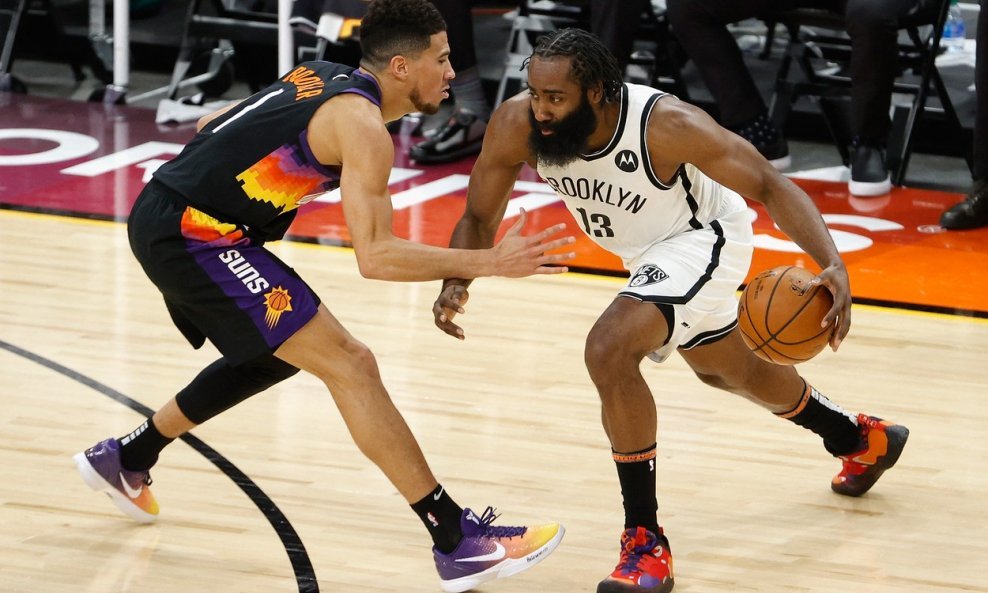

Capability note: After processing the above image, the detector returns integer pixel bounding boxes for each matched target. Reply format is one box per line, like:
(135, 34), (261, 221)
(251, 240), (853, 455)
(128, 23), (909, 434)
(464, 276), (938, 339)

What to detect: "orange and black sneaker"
(832, 414), (909, 497)
(597, 527), (674, 593)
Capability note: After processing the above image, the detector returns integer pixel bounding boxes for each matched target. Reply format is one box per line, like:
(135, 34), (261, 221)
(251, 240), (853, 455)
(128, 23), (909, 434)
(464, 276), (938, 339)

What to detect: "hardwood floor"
(2, 210), (986, 592)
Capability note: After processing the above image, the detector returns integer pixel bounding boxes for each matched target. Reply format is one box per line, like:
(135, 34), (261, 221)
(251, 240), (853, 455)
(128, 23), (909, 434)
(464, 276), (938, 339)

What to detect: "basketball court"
(2, 93), (987, 593)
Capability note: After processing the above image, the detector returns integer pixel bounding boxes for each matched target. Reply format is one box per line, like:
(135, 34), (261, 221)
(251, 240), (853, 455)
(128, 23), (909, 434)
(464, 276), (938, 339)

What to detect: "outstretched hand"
(811, 263), (852, 351)
(433, 284), (469, 339)
(491, 209), (576, 278)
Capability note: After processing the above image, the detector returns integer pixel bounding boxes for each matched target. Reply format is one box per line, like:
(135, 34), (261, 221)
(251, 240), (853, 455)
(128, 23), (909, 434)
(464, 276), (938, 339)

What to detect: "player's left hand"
(811, 262), (851, 351)
(433, 284), (470, 340)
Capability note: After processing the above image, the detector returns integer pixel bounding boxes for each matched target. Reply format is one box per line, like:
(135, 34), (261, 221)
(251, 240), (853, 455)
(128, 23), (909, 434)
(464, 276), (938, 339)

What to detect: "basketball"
(266, 290), (290, 311)
(737, 266), (835, 365)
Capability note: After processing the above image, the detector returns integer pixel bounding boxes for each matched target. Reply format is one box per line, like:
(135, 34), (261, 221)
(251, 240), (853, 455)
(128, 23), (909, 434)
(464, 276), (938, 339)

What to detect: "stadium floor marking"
(0, 337), (320, 593)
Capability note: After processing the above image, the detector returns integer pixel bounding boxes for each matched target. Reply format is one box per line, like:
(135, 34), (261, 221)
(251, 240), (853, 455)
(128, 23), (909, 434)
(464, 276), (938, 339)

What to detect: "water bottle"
(942, 0), (966, 53)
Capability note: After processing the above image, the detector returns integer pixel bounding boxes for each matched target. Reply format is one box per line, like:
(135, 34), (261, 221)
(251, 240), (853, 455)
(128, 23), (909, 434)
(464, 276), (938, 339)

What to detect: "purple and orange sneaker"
(433, 507), (564, 593)
(597, 527), (674, 593)
(73, 438), (159, 523)
(832, 414), (909, 497)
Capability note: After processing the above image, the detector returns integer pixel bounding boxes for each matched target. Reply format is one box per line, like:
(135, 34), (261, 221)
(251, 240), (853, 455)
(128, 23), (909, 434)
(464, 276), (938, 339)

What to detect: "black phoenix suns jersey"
(153, 61), (382, 241)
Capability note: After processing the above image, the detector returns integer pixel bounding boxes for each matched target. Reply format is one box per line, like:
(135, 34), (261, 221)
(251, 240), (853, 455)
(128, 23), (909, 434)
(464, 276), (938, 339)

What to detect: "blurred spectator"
(940, 0), (987, 230)
(408, 0), (491, 164)
(666, 0), (941, 197)
(410, 0), (649, 164)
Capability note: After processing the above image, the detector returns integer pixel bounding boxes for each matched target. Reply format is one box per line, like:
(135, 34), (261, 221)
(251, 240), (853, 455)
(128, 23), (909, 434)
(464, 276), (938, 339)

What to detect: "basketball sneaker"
(433, 507), (564, 593)
(597, 527), (674, 593)
(74, 438), (159, 523)
(409, 109), (487, 164)
(730, 112), (791, 170)
(831, 414), (909, 497)
(848, 138), (892, 197)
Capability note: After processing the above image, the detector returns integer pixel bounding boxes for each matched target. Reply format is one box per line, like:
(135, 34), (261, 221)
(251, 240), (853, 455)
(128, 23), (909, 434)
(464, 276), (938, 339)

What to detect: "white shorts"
(618, 208), (754, 363)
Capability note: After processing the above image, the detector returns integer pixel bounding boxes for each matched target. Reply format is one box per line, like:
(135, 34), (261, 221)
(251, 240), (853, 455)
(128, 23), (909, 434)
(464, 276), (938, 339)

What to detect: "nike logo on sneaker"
(455, 542), (506, 563)
(119, 473), (144, 499)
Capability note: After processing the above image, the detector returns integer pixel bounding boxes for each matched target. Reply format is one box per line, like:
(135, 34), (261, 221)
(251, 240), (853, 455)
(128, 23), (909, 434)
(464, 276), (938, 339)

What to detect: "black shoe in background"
(409, 109), (487, 164)
(940, 179), (988, 230)
(848, 138), (891, 197)
(730, 114), (791, 170)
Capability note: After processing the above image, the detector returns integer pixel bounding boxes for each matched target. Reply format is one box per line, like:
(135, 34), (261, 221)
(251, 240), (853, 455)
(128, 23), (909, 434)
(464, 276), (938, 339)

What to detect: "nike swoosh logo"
(433, 486), (444, 501)
(119, 473), (144, 499)
(455, 541), (506, 563)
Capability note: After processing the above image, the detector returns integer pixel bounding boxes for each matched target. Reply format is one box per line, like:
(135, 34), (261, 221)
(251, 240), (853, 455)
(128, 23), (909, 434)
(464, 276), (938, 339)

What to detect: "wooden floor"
(2, 210), (987, 593)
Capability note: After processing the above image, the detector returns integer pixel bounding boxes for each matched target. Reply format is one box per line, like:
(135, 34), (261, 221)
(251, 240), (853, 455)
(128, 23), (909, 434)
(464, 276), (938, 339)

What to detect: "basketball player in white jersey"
(431, 28), (909, 593)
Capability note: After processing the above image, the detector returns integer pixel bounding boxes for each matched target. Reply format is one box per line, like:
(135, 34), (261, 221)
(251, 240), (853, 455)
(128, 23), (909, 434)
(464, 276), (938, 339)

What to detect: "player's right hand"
(491, 209), (576, 278)
(433, 284), (470, 339)
(812, 261), (852, 351)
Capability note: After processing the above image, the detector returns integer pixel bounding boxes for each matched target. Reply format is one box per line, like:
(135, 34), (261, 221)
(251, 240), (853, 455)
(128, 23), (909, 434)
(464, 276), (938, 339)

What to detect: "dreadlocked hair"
(359, 0), (446, 71)
(525, 28), (623, 102)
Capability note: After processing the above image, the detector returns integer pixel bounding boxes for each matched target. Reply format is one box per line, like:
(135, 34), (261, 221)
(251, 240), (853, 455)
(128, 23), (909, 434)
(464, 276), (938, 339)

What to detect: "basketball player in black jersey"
(74, 1), (573, 590)
(432, 29), (909, 593)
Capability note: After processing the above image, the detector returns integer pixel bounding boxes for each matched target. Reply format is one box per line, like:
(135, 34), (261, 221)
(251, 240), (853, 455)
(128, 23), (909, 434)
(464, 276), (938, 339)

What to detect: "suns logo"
(263, 286), (293, 329)
(218, 249), (270, 294)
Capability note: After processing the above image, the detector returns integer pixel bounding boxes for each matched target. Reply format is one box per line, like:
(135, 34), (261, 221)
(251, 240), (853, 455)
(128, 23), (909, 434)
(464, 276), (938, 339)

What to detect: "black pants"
(428, 0), (477, 72)
(589, 0), (651, 70)
(975, 0), (987, 180)
(430, 0), (648, 73)
(667, 0), (934, 140)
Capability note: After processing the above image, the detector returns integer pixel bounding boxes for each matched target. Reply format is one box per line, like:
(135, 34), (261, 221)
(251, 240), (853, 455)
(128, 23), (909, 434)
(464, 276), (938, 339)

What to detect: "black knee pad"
(175, 354), (300, 424)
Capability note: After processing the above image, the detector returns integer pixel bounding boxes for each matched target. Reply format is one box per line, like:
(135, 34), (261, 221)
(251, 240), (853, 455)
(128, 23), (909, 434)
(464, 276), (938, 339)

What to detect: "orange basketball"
(737, 266), (835, 365)
(267, 291), (289, 311)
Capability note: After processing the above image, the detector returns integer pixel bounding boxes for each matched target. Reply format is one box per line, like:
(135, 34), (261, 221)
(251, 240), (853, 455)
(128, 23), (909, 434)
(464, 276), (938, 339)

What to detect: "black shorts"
(128, 180), (321, 366)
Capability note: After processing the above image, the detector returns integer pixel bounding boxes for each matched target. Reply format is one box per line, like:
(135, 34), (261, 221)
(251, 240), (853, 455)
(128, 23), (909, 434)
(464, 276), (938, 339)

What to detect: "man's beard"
(527, 94), (597, 167)
(410, 87), (440, 115)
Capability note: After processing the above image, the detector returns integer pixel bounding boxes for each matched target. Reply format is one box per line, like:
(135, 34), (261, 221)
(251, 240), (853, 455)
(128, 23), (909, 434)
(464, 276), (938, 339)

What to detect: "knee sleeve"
(175, 354), (300, 424)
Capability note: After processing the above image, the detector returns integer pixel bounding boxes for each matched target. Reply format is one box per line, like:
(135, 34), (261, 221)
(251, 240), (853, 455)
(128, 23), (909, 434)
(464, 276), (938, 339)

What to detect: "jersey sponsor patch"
(614, 149), (639, 172)
(629, 264), (669, 287)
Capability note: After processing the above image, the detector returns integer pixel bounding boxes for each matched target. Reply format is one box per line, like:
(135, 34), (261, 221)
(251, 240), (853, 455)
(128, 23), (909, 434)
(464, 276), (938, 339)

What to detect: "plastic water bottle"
(942, 0), (967, 53)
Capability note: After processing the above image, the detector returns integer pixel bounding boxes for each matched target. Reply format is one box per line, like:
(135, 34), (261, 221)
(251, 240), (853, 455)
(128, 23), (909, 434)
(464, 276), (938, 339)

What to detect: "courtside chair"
(765, 0), (972, 185)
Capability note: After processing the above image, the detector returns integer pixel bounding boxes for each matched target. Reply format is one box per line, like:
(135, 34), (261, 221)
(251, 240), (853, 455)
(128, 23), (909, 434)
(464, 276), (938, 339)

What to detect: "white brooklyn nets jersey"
(538, 83), (755, 363)
(537, 83), (747, 269)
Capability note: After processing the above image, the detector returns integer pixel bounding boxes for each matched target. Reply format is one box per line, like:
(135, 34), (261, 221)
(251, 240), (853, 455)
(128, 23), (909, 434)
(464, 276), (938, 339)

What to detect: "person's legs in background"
(411, 0), (652, 165)
(666, 0), (793, 169)
(410, 0), (490, 164)
(941, 0), (988, 229)
(590, 0), (650, 72)
(844, 0), (934, 196)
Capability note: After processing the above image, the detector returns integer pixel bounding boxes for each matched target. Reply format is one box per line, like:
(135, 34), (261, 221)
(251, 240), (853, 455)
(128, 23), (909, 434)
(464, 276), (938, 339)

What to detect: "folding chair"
(0, 0), (27, 92)
(626, 1), (690, 100)
(766, 0), (972, 185)
(158, 0), (281, 101)
(494, 1), (690, 106)
(494, 0), (590, 108)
